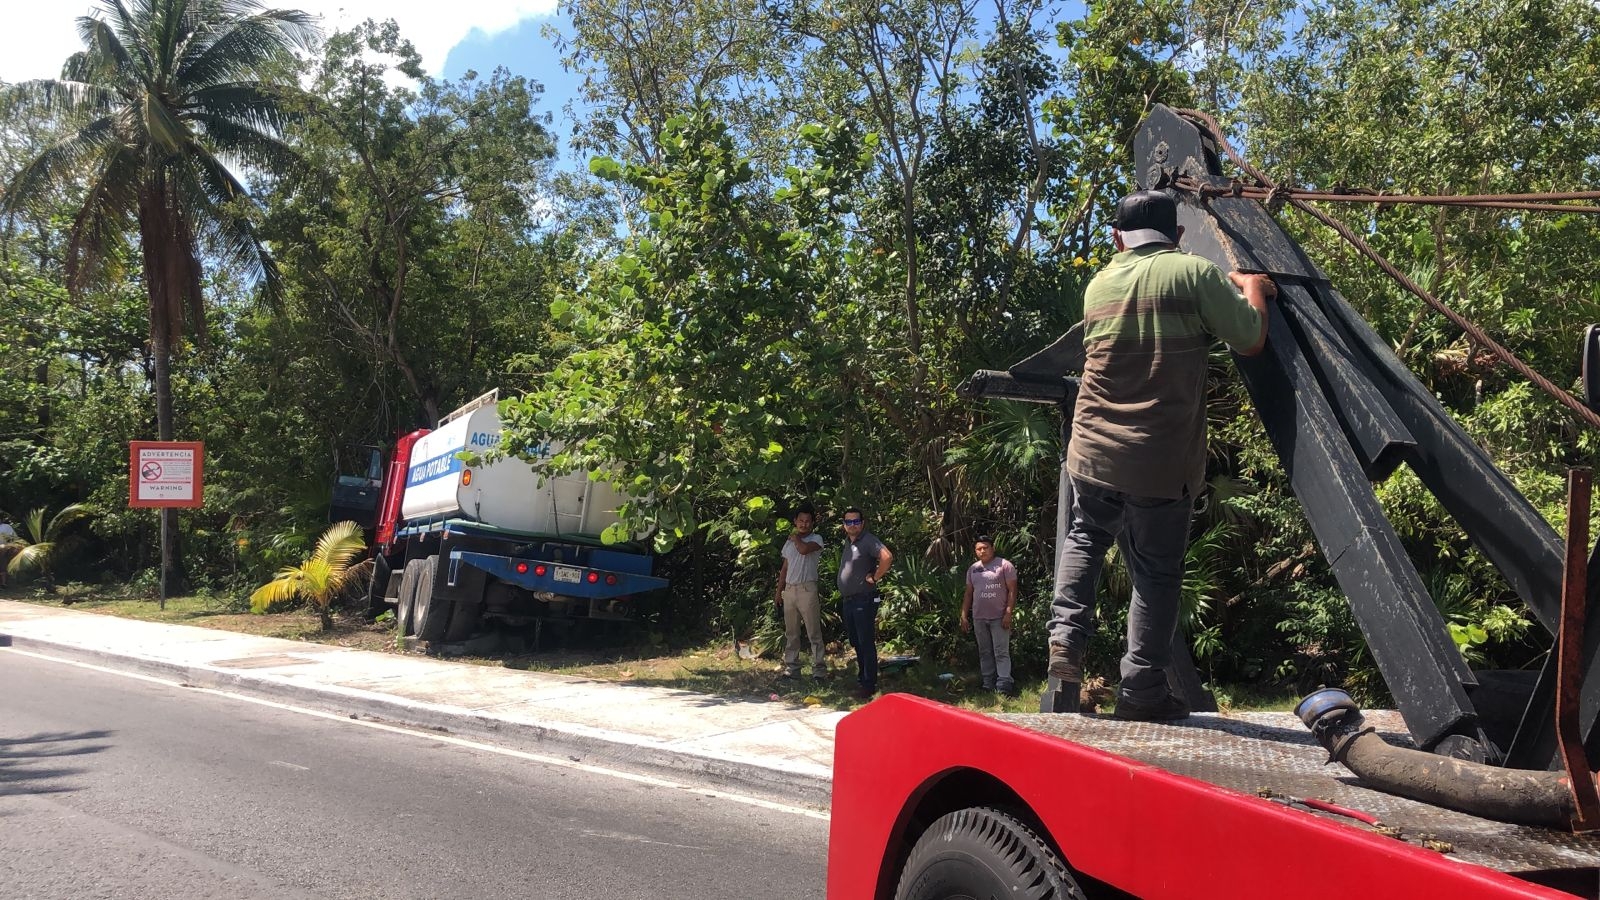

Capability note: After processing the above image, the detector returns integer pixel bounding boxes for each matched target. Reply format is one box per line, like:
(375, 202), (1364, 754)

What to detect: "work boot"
(1113, 691), (1190, 722)
(1047, 642), (1082, 683)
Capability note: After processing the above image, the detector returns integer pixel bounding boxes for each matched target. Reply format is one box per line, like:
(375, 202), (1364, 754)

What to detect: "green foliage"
(501, 108), (872, 559)
(4, 504), (95, 592)
(249, 520), (371, 631)
(4, 0), (1599, 708)
(1, 0), (317, 590)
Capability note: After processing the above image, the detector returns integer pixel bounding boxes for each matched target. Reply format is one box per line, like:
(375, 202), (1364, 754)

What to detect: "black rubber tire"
(893, 807), (1084, 900)
(413, 555), (451, 642)
(395, 559), (425, 637)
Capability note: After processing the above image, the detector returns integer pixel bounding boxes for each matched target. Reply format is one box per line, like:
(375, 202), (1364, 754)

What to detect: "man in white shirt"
(775, 504), (826, 681)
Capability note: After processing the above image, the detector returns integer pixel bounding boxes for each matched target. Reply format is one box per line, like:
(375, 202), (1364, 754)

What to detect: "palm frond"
(311, 520), (368, 572)
(0, 78), (118, 120)
(65, 145), (140, 293)
(250, 566), (307, 612)
(44, 504), (95, 541)
(149, 0), (188, 79)
(3, 115), (122, 218)
(7, 542), (53, 576)
(143, 88), (188, 154)
(22, 508), (47, 544)
(333, 557), (375, 597)
(185, 82), (295, 133)
(177, 9), (319, 88)
(76, 14), (143, 85)
(185, 109), (298, 176)
(178, 144), (283, 301)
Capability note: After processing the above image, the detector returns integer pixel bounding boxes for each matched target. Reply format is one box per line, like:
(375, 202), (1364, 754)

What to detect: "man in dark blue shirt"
(837, 507), (893, 699)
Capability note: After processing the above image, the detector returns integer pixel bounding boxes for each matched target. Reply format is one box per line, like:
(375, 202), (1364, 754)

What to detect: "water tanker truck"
(360, 390), (666, 646)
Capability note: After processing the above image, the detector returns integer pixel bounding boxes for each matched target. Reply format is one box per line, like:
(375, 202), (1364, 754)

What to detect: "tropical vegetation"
(3, 0), (1598, 703)
(248, 520), (370, 631)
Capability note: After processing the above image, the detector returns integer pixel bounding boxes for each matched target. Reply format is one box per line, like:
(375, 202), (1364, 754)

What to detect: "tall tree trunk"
(151, 326), (182, 606)
(141, 177), (195, 607)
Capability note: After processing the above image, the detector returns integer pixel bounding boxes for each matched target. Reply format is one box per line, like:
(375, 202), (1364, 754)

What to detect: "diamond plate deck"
(996, 711), (1600, 874)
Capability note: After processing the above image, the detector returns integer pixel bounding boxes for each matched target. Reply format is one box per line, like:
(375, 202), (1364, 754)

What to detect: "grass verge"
(1, 585), (1300, 714)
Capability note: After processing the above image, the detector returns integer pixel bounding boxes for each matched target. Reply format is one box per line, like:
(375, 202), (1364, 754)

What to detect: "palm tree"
(7, 505), (96, 594)
(250, 520), (370, 631)
(0, 0), (317, 596)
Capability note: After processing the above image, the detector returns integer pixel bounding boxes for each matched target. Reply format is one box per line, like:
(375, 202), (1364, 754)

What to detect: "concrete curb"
(1, 631), (834, 809)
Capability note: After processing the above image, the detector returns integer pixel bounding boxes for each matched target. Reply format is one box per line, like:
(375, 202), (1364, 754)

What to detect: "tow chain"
(1173, 107), (1600, 433)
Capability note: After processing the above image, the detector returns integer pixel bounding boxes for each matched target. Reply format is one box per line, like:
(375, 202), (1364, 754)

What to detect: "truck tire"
(396, 559), (426, 637)
(413, 555), (451, 642)
(364, 554), (392, 618)
(893, 807), (1084, 900)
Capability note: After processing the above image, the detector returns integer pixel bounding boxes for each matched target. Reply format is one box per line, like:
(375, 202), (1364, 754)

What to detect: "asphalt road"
(0, 648), (829, 899)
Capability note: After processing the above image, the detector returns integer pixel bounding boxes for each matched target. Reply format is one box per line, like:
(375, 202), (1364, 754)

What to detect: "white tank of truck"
(398, 391), (631, 538)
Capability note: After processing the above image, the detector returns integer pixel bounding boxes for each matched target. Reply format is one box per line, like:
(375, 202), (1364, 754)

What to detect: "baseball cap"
(1115, 190), (1179, 249)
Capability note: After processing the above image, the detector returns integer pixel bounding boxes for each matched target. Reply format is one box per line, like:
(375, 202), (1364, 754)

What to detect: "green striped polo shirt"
(1067, 246), (1261, 500)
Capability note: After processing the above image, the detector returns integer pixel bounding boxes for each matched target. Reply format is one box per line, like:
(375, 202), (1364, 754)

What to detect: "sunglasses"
(842, 518), (863, 525)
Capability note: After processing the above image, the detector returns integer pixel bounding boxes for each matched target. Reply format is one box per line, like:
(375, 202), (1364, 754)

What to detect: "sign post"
(128, 441), (205, 607)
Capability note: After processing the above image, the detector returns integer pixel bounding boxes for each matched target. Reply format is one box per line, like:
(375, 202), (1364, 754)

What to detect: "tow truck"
(826, 106), (1600, 898)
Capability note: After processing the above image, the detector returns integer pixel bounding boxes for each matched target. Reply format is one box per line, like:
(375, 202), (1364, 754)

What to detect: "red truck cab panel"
(375, 428), (429, 550)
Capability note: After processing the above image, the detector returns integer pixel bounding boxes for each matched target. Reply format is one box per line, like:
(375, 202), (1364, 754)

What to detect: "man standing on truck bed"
(1048, 190), (1275, 721)
(838, 507), (893, 699)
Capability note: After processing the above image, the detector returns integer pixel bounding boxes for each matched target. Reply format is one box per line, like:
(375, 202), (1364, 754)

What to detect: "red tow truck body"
(827, 695), (1599, 899)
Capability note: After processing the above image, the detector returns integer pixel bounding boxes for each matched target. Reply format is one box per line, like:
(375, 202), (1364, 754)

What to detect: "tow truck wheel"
(894, 807), (1084, 900)
(395, 559), (425, 637)
(413, 555), (451, 642)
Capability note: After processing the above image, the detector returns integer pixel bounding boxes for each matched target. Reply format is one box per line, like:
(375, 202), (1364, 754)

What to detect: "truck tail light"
(533, 564), (547, 577)
(586, 571), (599, 584)
(515, 561), (529, 574)
(604, 574), (618, 586)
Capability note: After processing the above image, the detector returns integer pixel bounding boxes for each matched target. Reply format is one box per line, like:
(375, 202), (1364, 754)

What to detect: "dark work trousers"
(1049, 476), (1193, 703)
(841, 594), (880, 690)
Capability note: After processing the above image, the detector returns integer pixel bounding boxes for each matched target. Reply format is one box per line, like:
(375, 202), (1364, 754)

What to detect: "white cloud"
(0, 0), (556, 84)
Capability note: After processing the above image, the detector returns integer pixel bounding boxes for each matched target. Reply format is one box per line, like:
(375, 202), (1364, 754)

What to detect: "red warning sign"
(129, 441), (205, 508)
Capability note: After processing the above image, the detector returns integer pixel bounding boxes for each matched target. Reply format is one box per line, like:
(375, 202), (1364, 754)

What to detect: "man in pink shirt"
(959, 535), (1018, 694)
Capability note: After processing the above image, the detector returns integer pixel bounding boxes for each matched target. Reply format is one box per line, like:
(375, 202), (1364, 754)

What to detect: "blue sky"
(441, 16), (588, 151)
(2, 2), (587, 167)
(2, 2), (566, 88)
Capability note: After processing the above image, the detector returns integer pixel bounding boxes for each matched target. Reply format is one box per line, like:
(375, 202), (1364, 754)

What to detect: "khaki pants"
(782, 582), (825, 674)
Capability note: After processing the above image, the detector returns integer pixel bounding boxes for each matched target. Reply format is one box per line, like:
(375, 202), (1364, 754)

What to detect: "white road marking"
(269, 760), (310, 771)
(5, 647), (830, 821)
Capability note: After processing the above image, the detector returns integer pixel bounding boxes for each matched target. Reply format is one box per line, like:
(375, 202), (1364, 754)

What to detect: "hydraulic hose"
(1296, 689), (1592, 830)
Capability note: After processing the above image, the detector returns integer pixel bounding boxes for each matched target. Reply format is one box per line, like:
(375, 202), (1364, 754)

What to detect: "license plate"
(553, 566), (582, 584)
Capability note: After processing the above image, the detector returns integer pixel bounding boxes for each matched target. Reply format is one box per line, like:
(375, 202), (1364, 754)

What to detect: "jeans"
(842, 593), (879, 689)
(973, 618), (1013, 690)
(1049, 476), (1192, 702)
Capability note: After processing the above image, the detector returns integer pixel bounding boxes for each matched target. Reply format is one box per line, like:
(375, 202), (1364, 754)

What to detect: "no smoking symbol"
(141, 461), (163, 481)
